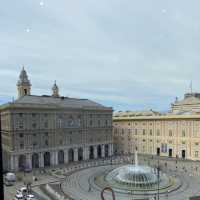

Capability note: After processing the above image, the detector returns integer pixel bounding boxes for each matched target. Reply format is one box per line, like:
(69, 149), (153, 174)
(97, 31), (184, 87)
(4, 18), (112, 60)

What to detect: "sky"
(1, 0), (200, 112)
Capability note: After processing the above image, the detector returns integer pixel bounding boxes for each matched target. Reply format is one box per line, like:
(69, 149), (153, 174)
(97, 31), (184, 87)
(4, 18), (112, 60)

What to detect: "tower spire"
(52, 80), (59, 97)
(17, 66), (31, 98)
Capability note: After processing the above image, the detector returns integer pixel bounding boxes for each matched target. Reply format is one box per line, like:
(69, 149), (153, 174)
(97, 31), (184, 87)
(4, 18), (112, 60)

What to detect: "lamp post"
(0, 113), (4, 200)
(157, 156), (160, 200)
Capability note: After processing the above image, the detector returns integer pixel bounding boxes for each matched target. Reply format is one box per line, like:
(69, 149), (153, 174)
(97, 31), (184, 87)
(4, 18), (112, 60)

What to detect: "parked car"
(4, 172), (16, 186)
(16, 187), (28, 197)
(13, 193), (24, 200)
(26, 194), (37, 200)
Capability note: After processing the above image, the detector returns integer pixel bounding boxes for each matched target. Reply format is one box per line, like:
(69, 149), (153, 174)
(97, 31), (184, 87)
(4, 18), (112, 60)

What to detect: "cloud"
(0, 0), (200, 111)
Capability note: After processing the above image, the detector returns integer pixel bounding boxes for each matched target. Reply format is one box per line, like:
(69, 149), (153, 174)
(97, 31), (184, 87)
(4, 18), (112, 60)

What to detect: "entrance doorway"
(58, 150), (64, 164)
(105, 144), (109, 157)
(78, 148), (83, 161)
(68, 149), (74, 162)
(168, 149), (172, 157)
(97, 145), (102, 158)
(157, 148), (160, 156)
(44, 152), (50, 167)
(32, 153), (39, 168)
(182, 150), (186, 159)
(89, 146), (94, 159)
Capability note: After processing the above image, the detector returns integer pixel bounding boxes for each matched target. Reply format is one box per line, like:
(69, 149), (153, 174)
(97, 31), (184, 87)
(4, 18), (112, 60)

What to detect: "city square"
(4, 154), (200, 200)
(2, 1), (200, 200)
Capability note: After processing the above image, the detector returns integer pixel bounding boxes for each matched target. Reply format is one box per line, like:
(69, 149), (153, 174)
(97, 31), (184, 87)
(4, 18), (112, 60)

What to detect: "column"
(102, 144), (105, 158)
(54, 151), (58, 166)
(39, 152), (44, 168)
(74, 148), (78, 162)
(64, 149), (68, 164)
(10, 155), (15, 171)
(14, 155), (19, 171)
(109, 144), (113, 156)
(94, 146), (97, 159)
(83, 146), (89, 160)
(50, 151), (55, 166)
(26, 154), (32, 170)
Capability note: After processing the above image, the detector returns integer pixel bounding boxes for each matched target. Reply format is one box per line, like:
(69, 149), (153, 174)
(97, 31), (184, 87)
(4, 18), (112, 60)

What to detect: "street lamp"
(157, 156), (160, 200)
(0, 113), (4, 200)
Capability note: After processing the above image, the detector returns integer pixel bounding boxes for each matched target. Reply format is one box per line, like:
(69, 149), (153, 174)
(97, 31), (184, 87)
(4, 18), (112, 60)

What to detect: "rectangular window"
(20, 143), (24, 149)
(45, 140), (48, 146)
(143, 129), (146, 135)
(19, 122), (24, 129)
(32, 123), (37, 128)
(44, 121), (48, 128)
(105, 120), (108, 126)
(182, 130), (186, 137)
(169, 130), (173, 137)
(44, 132), (48, 137)
(195, 151), (198, 157)
(156, 129), (160, 136)
(19, 133), (24, 138)
(33, 142), (37, 147)
(19, 113), (23, 117)
(150, 129), (153, 136)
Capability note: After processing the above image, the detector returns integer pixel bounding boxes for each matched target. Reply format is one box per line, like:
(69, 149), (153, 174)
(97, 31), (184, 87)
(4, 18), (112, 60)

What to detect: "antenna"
(190, 81), (193, 93)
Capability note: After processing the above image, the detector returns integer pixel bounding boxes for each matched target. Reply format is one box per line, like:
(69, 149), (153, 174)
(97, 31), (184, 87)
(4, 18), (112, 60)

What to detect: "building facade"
(0, 68), (113, 172)
(113, 94), (200, 161)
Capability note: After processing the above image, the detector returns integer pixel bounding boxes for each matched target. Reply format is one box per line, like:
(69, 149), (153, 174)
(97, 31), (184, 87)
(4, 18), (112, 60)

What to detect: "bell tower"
(17, 67), (31, 98)
(52, 80), (59, 97)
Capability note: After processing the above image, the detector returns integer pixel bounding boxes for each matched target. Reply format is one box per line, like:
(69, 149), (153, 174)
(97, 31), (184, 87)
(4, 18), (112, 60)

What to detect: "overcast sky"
(1, 0), (200, 111)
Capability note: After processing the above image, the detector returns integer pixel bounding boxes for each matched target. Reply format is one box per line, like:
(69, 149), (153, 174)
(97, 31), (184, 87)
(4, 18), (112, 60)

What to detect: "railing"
(101, 187), (116, 200)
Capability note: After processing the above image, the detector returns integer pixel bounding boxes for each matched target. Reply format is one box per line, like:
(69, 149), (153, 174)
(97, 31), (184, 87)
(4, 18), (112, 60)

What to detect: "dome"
(106, 164), (158, 188)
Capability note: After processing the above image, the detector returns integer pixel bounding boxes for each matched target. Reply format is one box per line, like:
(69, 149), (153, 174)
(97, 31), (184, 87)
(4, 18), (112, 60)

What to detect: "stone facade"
(113, 93), (200, 161)
(0, 68), (113, 172)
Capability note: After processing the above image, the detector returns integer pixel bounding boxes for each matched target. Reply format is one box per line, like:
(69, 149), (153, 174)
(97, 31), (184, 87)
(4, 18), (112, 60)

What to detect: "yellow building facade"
(113, 93), (200, 161)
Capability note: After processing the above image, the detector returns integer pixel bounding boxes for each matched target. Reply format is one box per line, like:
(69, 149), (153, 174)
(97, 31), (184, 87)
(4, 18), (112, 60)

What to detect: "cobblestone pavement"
(4, 155), (200, 200)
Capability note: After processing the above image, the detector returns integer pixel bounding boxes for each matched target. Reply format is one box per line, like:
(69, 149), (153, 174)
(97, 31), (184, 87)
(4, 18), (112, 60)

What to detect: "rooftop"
(0, 95), (112, 110)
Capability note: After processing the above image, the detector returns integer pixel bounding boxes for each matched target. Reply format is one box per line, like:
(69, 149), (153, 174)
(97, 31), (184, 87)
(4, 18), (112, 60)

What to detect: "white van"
(4, 172), (16, 186)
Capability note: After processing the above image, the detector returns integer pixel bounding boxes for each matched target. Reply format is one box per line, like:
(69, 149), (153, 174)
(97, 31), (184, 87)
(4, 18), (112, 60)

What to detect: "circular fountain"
(97, 149), (178, 194)
(106, 164), (158, 189)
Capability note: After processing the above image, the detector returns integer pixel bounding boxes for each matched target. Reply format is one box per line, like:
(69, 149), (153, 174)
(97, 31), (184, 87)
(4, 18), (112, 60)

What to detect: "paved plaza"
(4, 155), (200, 200)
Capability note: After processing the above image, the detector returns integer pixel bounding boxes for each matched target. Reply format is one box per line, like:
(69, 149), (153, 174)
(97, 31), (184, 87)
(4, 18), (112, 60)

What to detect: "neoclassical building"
(113, 93), (200, 161)
(0, 68), (113, 172)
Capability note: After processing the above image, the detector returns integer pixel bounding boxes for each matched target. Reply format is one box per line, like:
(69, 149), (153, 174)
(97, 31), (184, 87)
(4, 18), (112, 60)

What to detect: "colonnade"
(10, 143), (113, 171)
